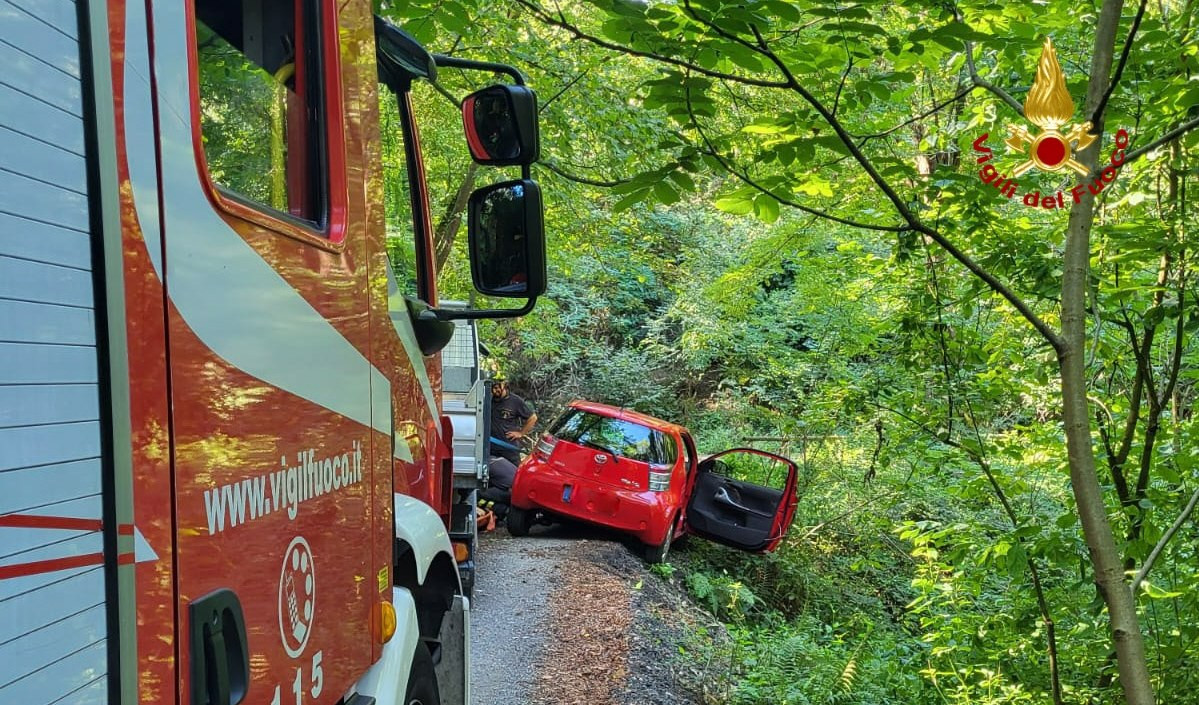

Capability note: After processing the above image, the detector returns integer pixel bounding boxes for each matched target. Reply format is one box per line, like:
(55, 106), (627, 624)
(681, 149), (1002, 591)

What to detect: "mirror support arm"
(432, 55), (526, 85)
(421, 297), (539, 321)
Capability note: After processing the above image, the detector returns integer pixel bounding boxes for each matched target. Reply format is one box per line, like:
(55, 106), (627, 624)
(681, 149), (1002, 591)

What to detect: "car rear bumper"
(510, 461), (673, 545)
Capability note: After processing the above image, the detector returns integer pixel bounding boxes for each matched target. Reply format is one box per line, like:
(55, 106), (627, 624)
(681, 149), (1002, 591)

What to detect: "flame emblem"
(1006, 38), (1097, 176)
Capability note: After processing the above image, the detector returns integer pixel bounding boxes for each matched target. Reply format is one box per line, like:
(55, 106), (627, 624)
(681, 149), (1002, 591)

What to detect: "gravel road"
(469, 523), (717, 705)
(469, 528), (575, 705)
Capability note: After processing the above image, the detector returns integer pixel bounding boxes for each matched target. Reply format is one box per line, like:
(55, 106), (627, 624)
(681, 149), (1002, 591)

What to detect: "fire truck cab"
(0, 1), (543, 704)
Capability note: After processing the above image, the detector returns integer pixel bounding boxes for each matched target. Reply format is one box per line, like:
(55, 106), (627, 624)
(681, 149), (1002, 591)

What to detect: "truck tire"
(507, 507), (532, 536)
(405, 644), (440, 705)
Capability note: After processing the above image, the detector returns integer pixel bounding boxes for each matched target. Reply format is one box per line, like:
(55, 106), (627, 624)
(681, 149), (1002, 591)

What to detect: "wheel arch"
(392, 494), (462, 640)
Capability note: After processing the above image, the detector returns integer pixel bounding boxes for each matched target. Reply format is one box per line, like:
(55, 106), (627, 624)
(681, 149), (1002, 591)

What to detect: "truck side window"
(379, 89), (420, 299)
(194, 0), (326, 225)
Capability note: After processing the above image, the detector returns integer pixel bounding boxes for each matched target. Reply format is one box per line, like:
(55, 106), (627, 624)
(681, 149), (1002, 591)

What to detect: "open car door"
(683, 449), (799, 552)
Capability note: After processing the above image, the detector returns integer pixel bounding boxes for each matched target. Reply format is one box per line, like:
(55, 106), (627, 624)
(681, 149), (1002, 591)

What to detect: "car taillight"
(535, 434), (558, 458)
(648, 465), (671, 492)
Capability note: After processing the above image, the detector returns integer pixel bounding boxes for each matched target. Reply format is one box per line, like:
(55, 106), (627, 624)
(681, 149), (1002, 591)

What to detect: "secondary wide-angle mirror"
(468, 179), (546, 298)
(461, 84), (539, 166)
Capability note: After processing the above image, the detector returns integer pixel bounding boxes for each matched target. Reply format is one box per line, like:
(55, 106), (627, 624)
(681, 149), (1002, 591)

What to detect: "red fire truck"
(0, 2), (544, 704)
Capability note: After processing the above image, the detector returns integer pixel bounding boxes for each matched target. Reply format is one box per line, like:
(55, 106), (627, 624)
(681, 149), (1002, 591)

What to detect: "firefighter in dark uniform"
(482, 377), (537, 517)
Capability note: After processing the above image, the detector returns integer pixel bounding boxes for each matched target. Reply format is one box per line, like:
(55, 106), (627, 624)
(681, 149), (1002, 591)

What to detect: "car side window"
(659, 432), (678, 464)
(680, 433), (697, 475)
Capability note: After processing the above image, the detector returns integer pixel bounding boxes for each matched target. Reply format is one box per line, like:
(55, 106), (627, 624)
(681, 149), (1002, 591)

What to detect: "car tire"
(644, 524), (673, 564)
(507, 507), (532, 537)
(404, 643), (439, 705)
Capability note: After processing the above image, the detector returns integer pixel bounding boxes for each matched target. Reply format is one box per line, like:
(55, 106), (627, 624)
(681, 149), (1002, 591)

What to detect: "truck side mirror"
(462, 84), (539, 166)
(468, 179), (546, 298)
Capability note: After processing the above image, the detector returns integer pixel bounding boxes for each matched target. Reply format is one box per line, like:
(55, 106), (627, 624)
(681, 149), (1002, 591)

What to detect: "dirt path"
(470, 524), (716, 705)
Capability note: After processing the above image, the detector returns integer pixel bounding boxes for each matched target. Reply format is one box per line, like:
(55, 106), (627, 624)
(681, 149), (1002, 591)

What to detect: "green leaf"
(613, 188), (650, 212)
(1013, 526), (1040, 539)
(715, 194), (755, 215)
(654, 181), (681, 204)
(743, 121), (792, 135)
(755, 194), (780, 223)
(762, 0), (801, 22)
(795, 177), (834, 198)
(667, 170), (696, 191)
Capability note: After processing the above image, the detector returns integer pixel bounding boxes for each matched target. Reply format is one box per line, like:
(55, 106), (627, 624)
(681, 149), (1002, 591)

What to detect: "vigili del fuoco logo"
(971, 38), (1129, 208)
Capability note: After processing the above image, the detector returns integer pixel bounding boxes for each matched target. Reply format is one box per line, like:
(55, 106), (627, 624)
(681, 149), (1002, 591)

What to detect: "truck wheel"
(404, 644), (439, 705)
(644, 525), (673, 564)
(507, 507), (532, 536)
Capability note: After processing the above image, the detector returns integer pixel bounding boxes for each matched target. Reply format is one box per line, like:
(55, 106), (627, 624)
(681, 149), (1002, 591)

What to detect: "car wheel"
(404, 644), (439, 705)
(507, 507), (532, 537)
(644, 524), (673, 564)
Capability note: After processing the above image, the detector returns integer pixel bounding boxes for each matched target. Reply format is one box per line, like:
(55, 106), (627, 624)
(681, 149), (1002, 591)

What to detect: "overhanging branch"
(965, 39), (1025, 117)
(1121, 115), (1199, 166)
(745, 25), (1063, 349)
(1092, 0), (1149, 125)
(512, 0), (791, 89)
(540, 159), (636, 187)
(684, 89), (908, 232)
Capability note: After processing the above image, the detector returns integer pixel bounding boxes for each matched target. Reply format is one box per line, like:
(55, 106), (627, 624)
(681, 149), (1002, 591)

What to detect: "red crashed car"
(507, 401), (799, 562)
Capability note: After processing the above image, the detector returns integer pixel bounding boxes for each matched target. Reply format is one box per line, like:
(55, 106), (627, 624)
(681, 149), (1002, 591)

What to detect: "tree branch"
(964, 37), (1025, 117)
(512, 0), (791, 88)
(856, 85), (976, 142)
(797, 489), (903, 541)
(947, 4), (1025, 116)
(539, 0), (1064, 350)
(540, 159), (637, 187)
(540, 60), (607, 111)
(724, 24), (1062, 349)
(1130, 486), (1199, 595)
(1092, 0), (1150, 125)
(684, 90), (908, 231)
(1121, 115), (1199, 166)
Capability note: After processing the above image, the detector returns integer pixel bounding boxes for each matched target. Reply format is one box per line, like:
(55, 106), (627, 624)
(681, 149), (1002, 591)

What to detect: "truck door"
(0, 3), (130, 702)
(147, 1), (383, 701)
(683, 449), (799, 553)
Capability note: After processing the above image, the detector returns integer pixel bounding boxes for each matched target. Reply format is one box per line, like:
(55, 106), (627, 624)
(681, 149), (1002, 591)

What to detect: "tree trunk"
(1061, 0), (1155, 701)
(434, 162), (480, 271)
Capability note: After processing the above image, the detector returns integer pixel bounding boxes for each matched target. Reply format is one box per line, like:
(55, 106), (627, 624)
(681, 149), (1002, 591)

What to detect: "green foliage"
(722, 618), (931, 705)
(375, 0), (1199, 702)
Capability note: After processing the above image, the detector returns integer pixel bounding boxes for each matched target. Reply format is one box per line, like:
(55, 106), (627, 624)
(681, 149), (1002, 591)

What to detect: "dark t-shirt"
(490, 393), (534, 463)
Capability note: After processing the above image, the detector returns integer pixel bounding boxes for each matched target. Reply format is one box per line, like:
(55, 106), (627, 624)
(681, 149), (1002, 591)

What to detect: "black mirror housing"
(462, 84), (540, 166)
(468, 179), (546, 299)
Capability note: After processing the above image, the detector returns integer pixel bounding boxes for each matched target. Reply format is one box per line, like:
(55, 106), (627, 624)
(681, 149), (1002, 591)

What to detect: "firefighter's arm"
(517, 413), (538, 438)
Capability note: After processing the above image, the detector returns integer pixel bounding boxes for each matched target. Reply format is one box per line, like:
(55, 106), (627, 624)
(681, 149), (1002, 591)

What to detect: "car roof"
(566, 400), (689, 435)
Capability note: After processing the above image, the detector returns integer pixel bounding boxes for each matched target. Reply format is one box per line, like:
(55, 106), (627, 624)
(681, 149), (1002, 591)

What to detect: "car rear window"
(552, 410), (662, 463)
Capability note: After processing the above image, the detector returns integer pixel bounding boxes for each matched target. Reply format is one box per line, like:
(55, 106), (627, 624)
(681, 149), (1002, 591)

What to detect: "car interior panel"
(685, 460), (783, 551)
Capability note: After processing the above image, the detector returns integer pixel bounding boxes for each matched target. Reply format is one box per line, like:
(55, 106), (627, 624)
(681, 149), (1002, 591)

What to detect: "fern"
(838, 655), (858, 695)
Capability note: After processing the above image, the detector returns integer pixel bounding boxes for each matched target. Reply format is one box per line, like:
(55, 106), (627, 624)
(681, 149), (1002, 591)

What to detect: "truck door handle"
(190, 589), (250, 705)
